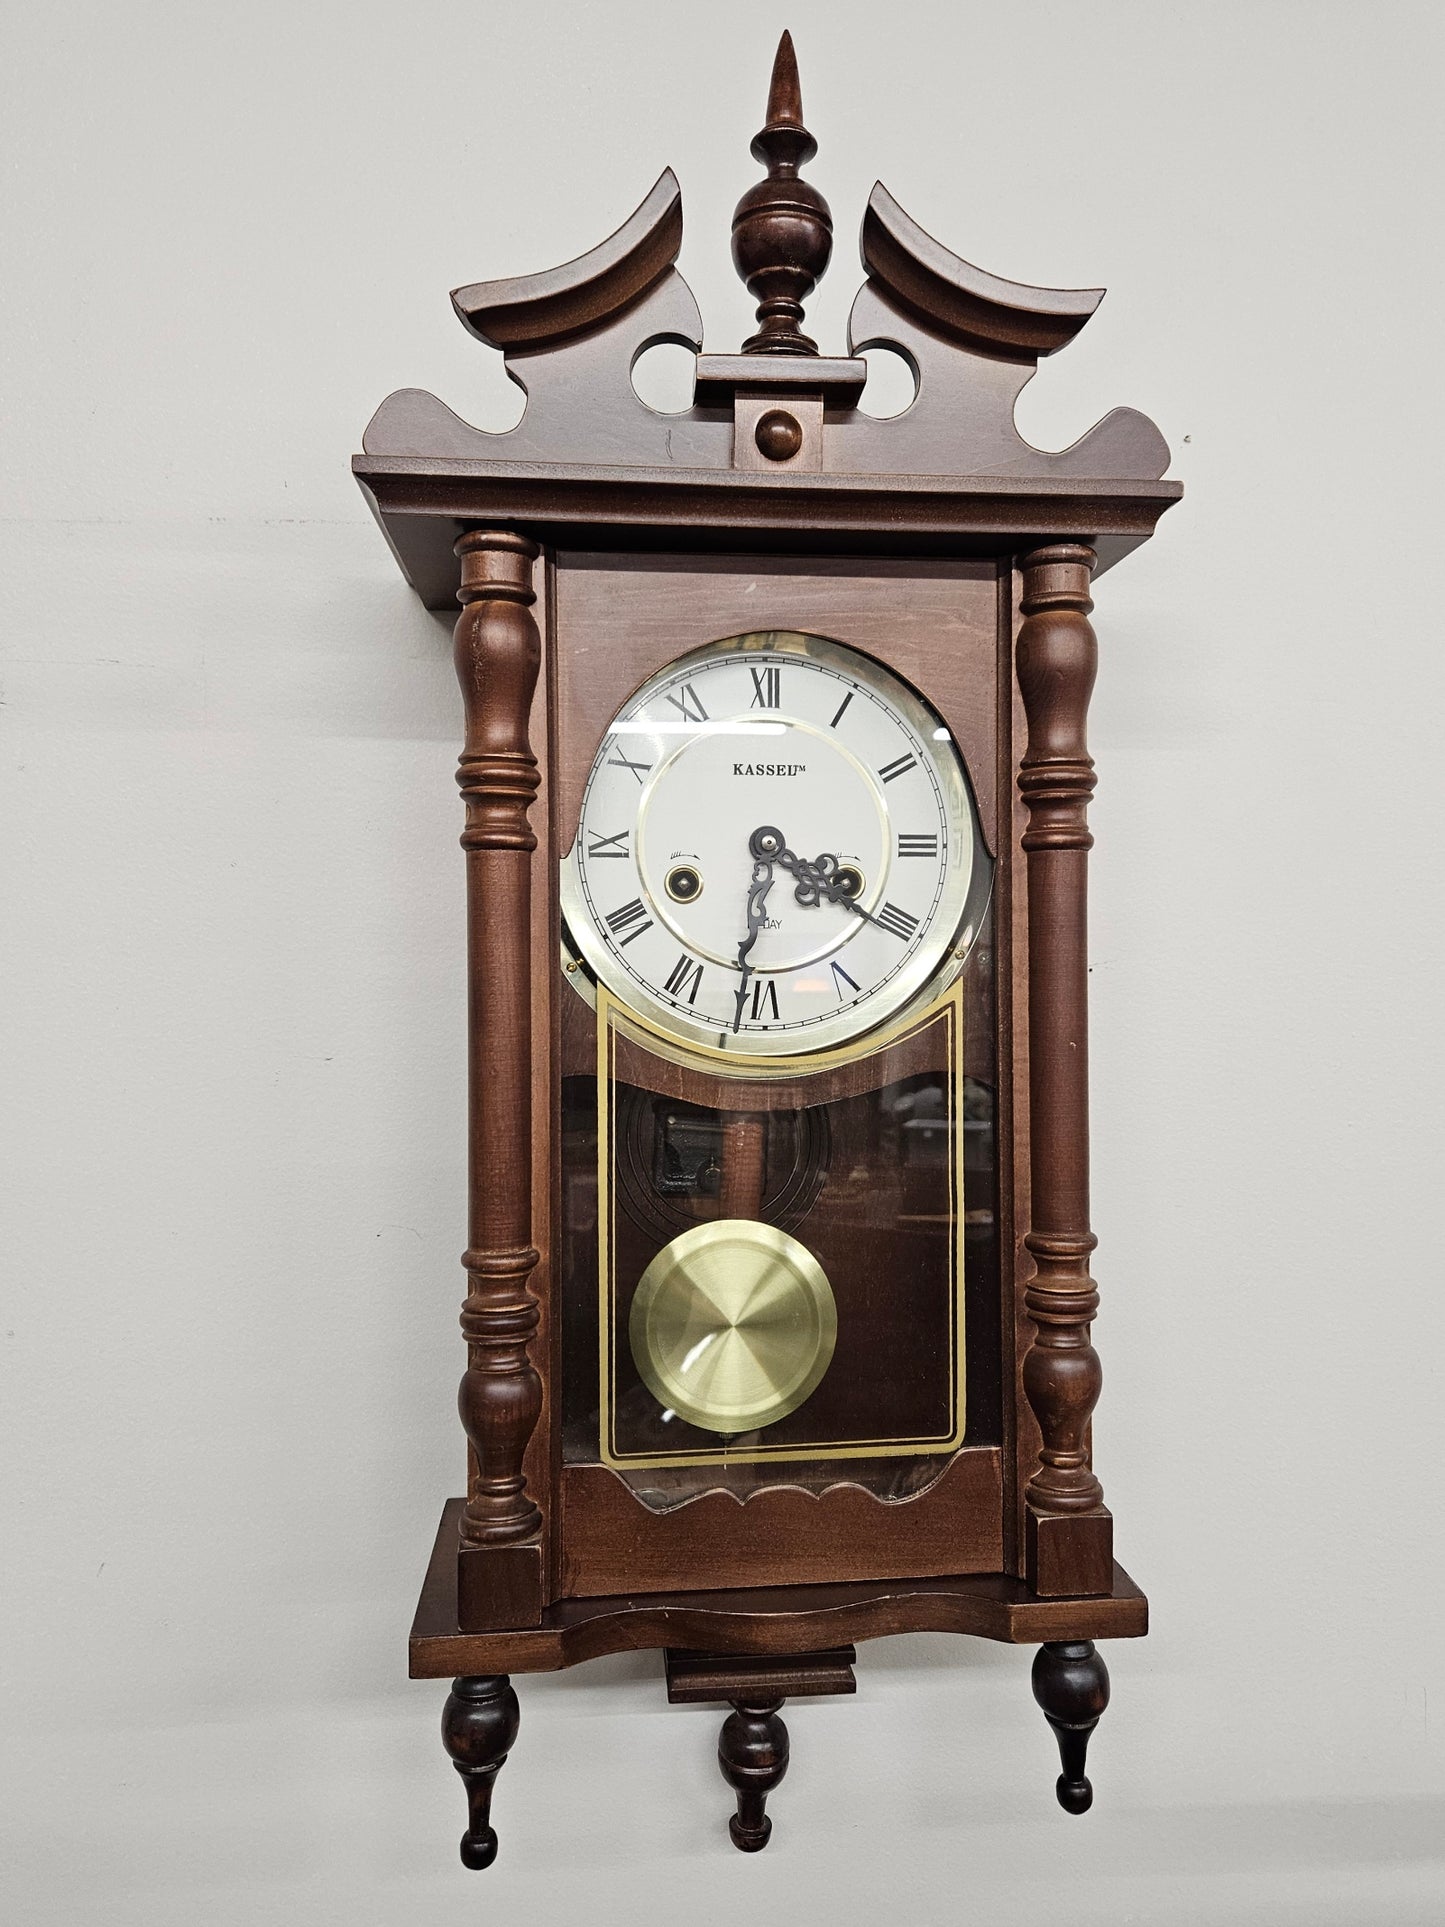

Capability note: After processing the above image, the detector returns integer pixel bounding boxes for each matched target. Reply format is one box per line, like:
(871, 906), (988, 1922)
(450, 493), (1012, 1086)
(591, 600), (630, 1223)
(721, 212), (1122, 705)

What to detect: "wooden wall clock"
(355, 33), (1180, 1865)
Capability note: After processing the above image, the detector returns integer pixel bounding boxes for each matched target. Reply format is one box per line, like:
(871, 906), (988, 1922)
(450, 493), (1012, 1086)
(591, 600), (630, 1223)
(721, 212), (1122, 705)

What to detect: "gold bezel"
(561, 629), (992, 1061)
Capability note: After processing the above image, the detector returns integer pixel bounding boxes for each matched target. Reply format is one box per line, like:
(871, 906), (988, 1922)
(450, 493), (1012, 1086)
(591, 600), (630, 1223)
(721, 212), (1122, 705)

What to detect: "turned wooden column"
(453, 529), (546, 1630)
(1016, 543), (1112, 1597)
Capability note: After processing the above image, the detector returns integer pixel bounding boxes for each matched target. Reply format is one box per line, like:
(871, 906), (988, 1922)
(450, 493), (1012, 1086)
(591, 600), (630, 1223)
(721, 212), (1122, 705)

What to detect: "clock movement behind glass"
(354, 32), (1179, 1865)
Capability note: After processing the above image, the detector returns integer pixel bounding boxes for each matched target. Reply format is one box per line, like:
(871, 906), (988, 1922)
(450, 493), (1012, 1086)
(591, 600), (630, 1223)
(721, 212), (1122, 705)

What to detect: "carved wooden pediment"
(356, 32), (1178, 603)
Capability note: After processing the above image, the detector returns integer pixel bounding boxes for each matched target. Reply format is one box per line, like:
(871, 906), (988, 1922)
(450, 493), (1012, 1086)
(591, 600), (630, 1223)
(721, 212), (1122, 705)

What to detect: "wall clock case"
(354, 35), (1180, 1864)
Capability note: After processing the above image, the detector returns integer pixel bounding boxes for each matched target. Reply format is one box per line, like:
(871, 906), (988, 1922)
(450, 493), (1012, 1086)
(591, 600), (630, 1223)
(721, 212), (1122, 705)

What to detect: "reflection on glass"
(560, 906), (999, 1509)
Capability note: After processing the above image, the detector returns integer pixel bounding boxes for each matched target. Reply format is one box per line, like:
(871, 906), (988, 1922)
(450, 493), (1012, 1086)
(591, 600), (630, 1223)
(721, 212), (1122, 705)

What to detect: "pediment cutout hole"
(631, 340), (698, 416)
(858, 346), (918, 420)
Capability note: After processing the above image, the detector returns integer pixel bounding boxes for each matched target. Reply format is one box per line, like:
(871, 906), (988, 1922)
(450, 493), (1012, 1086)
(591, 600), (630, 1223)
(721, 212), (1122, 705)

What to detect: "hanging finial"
(731, 31), (833, 354)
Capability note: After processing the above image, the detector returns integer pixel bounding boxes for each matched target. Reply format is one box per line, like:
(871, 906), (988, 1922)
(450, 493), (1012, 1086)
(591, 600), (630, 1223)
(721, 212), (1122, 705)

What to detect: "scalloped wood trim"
(559, 1451), (1001, 1596)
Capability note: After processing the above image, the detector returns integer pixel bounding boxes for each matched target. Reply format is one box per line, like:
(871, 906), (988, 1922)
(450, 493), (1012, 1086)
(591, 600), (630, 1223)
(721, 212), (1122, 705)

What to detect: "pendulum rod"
(718, 1112), (767, 1219)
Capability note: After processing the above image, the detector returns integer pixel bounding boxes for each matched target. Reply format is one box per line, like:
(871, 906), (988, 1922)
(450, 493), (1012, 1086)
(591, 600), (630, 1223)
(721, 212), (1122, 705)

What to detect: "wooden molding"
(559, 1450), (1005, 1597)
(353, 462), (1178, 611)
(665, 1646), (857, 1703)
(411, 1501), (1148, 1676)
(355, 127), (1179, 598)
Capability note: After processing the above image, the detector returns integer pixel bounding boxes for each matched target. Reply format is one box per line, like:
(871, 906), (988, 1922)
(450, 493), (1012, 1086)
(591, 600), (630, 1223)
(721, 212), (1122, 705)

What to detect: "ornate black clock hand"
(732, 827), (782, 1032)
(770, 839), (884, 929)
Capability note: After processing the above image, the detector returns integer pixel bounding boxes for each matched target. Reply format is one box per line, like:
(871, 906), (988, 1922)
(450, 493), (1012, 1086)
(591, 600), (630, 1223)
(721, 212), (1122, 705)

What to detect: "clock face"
(562, 631), (986, 1056)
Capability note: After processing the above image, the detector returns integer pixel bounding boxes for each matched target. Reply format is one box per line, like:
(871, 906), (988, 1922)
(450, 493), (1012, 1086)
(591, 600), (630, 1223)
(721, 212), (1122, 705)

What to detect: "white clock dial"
(561, 632), (987, 1056)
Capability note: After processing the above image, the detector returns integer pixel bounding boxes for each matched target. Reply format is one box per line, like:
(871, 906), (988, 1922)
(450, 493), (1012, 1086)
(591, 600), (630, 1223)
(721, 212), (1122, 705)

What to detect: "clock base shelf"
(410, 1499), (1147, 1677)
(417, 1502), (1141, 1863)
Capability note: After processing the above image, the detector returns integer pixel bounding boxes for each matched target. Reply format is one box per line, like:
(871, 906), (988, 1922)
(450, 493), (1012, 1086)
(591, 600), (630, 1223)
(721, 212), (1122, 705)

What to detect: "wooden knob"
(754, 409), (803, 460)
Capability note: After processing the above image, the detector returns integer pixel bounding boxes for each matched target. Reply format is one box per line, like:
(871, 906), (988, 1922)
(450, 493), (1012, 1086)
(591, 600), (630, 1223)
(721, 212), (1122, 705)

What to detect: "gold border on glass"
(596, 977), (967, 1470)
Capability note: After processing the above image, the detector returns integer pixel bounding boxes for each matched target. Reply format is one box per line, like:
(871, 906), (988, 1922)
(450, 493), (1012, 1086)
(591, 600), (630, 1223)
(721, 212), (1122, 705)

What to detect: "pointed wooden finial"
(732, 31), (833, 354)
(761, 29), (806, 137)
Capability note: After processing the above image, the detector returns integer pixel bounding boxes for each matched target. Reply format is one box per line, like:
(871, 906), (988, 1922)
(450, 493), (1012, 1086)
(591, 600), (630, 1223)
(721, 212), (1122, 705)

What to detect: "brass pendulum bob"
(630, 1107), (837, 1434)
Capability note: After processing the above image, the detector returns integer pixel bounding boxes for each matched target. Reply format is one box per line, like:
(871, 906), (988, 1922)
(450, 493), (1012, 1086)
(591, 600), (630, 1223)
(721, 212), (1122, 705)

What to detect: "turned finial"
(731, 32), (833, 354)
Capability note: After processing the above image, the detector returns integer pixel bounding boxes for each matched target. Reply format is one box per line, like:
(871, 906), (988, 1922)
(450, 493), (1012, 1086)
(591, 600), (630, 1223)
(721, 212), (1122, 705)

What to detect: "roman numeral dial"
(749, 664), (781, 708)
(604, 898), (653, 946)
(875, 901), (920, 942)
(750, 978), (781, 1023)
(562, 633), (983, 1057)
(663, 953), (704, 1004)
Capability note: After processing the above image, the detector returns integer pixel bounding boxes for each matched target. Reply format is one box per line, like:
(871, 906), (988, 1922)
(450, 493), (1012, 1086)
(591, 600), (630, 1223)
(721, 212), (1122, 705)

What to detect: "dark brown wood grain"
(353, 462), (1178, 612)
(718, 1695), (789, 1850)
(858, 184), (1103, 358)
(559, 1450), (1005, 1597)
(411, 1501), (1148, 1676)
(665, 1646), (857, 1703)
(732, 33), (832, 356)
(1032, 1640), (1109, 1813)
(441, 1675), (519, 1870)
(1015, 545), (1111, 1596)
(452, 170), (684, 350)
(357, 32), (1178, 610)
(534, 556), (562, 1605)
(670, 1645), (857, 1849)
(693, 354), (866, 405)
(453, 531), (547, 1629)
(999, 565), (1028, 1576)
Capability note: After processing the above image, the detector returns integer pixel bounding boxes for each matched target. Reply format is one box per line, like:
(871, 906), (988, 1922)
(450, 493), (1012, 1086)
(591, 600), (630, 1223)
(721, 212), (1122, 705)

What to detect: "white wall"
(4, 3), (1443, 1921)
